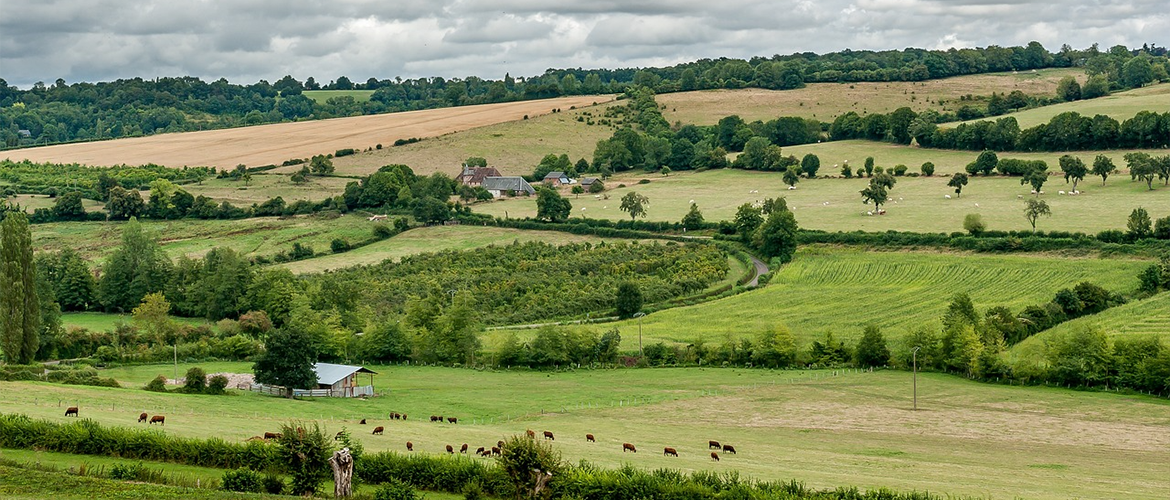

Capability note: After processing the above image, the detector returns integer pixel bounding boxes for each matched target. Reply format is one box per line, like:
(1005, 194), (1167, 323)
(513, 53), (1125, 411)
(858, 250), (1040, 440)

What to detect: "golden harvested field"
(658, 68), (1084, 124)
(6, 96), (614, 169)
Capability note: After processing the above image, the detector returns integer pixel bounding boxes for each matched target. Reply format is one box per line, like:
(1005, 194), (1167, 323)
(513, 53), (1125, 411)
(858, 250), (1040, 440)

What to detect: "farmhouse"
(481, 176), (536, 198)
(456, 166), (502, 186)
(580, 177), (601, 189)
(542, 171), (574, 187)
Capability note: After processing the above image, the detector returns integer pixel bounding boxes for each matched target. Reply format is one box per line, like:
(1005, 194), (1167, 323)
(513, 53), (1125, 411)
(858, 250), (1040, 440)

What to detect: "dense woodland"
(3, 42), (1167, 148)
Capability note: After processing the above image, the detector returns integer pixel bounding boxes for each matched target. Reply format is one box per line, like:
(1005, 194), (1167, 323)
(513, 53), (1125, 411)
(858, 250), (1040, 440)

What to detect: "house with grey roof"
(481, 176), (536, 198)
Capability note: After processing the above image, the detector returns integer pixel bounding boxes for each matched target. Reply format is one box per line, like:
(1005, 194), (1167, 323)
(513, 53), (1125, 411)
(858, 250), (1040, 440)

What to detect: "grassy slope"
(489, 247), (1147, 348)
(469, 166), (1170, 234)
(657, 68), (1084, 124)
(4, 193), (106, 214)
(301, 90), (375, 103)
(3, 366), (1167, 500)
(277, 225), (657, 274)
(183, 172), (354, 206)
(1007, 291), (1170, 365)
(956, 82), (1170, 128)
(60, 312), (213, 332)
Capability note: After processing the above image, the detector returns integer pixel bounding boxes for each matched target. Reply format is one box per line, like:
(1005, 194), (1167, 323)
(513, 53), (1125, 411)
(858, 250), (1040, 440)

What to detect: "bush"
(144, 375), (168, 392)
(921, 162), (935, 176)
(963, 214), (986, 235)
(183, 367), (207, 393)
(221, 467), (264, 493)
(893, 164), (908, 176)
(207, 375), (229, 394)
(262, 473), (285, 495)
(108, 462), (145, 480)
(331, 238), (351, 253)
(335, 148), (356, 157)
(374, 478), (420, 500)
(372, 223), (394, 239)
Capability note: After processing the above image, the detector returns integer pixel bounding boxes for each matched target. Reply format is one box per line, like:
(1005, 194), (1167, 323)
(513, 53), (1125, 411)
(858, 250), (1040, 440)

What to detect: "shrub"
(372, 223), (394, 239)
(893, 164), (908, 176)
(277, 422), (333, 496)
(108, 462), (145, 480)
(183, 367), (207, 393)
(221, 467), (264, 493)
(207, 374), (229, 394)
(638, 179), (650, 184)
(963, 214), (986, 235)
(335, 148), (356, 157)
(394, 217), (410, 232)
(498, 435), (563, 500)
(331, 238), (351, 253)
(262, 473), (285, 494)
(144, 375), (168, 392)
(374, 478), (420, 500)
(921, 162), (935, 176)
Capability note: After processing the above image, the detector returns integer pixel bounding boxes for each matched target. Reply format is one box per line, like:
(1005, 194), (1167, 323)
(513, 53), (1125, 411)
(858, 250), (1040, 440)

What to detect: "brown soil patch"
(7, 96), (614, 169)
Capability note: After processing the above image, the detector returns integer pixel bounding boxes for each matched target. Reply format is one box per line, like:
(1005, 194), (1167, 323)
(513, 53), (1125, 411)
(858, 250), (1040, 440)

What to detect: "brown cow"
(372, 426), (384, 435)
(359, 419), (367, 425)
(401, 414), (407, 421)
(708, 440), (721, 449)
(526, 429), (536, 439)
(389, 412), (399, 420)
(430, 415), (440, 422)
(586, 433), (595, 442)
(138, 412), (148, 423)
(445, 444), (454, 454)
(475, 446), (485, 456)
(497, 440), (505, 449)
(491, 446), (500, 456)
(711, 452), (720, 462)
(543, 431), (554, 440)
(149, 415), (165, 425)
(406, 441), (413, 451)
(663, 447), (678, 457)
(447, 417), (457, 424)
(623, 443), (637, 453)
(264, 432), (281, 440)
(64, 407), (78, 417)
(722, 444), (736, 454)
(460, 443), (468, 453)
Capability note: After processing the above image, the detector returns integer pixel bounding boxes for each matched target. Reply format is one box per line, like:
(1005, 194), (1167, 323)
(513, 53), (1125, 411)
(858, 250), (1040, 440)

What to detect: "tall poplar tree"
(1, 212), (40, 363)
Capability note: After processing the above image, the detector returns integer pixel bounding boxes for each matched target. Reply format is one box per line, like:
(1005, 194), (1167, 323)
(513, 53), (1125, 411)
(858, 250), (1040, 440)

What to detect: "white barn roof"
(313, 363), (377, 386)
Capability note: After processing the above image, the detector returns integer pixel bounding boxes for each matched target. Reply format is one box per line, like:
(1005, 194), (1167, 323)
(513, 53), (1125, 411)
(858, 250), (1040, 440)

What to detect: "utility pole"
(912, 346), (921, 411)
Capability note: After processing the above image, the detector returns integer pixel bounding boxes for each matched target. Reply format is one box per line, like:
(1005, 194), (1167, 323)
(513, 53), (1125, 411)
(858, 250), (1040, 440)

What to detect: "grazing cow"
(64, 407), (79, 417)
(372, 426), (384, 435)
(722, 444), (736, 454)
(264, 432), (281, 440)
(623, 443), (637, 453)
(476, 447), (485, 456)
(497, 440), (505, 449)
(491, 447), (500, 456)
(663, 447), (678, 457)
(389, 412), (399, 420)
(586, 434), (595, 442)
(359, 419), (366, 425)
(138, 412), (148, 423)
(708, 440), (721, 449)
(460, 444), (468, 453)
(526, 429), (536, 439)
(543, 431), (554, 440)
(406, 441), (413, 451)
(401, 414), (407, 421)
(448, 417), (457, 424)
(335, 431), (345, 441)
(149, 415), (165, 425)
(430, 415), (440, 422)
(445, 444), (454, 454)
(711, 452), (720, 462)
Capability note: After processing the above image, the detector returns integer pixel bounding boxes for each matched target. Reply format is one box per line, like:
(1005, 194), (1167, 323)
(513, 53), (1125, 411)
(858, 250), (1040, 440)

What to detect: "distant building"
(580, 177), (601, 189)
(481, 176), (536, 198)
(457, 166), (502, 186)
(542, 171), (573, 187)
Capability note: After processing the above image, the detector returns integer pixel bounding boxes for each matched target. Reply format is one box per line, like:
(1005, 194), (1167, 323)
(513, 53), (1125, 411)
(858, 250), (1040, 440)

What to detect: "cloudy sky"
(2, 0), (1167, 89)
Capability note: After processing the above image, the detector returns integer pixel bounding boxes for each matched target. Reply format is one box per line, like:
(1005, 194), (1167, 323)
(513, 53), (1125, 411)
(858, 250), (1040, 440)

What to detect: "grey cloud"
(1, 0), (1167, 88)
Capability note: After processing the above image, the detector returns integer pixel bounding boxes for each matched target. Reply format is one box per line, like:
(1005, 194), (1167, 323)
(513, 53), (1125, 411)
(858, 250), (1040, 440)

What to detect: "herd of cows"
(60, 407), (740, 462)
(356, 413), (740, 462)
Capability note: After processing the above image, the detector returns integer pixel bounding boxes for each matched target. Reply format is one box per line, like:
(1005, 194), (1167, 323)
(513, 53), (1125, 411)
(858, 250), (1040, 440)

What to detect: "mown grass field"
(957, 82), (1170, 128)
(2, 365), (1167, 499)
(4, 193), (106, 214)
(182, 172), (354, 206)
(657, 68), (1084, 124)
(471, 165), (1170, 234)
(277, 225), (661, 274)
(486, 247), (1148, 348)
(301, 90), (376, 103)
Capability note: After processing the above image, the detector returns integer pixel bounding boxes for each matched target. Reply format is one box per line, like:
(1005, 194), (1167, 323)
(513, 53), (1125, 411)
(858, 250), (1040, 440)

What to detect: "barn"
(301, 363), (377, 398)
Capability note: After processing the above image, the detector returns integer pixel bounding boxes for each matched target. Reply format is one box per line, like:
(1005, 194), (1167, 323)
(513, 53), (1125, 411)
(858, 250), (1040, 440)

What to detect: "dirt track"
(7, 95), (613, 168)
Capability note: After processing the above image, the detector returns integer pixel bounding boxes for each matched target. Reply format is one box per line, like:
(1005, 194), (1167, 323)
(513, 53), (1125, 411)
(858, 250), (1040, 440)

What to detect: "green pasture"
(491, 247), (1148, 348)
(183, 172), (353, 206)
(3, 366), (1167, 499)
(957, 82), (1170, 128)
(471, 165), (1170, 234)
(4, 193), (105, 214)
(328, 100), (620, 178)
(279, 225), (662, 274)
(300, 90), (375, 103)
(31, 214), (382, 263)
(60, 312), (213, 333)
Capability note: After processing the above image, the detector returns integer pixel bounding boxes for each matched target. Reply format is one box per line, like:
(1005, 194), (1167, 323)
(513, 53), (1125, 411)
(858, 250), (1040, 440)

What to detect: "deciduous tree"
(253, 327), (319, 397)
(618, 191), (649, 220)
(1059, 155), (1087, 190)
(1023, 198), (1051, 233)
(948, 173), (969, 197)
(1091, 154), (1116, 185)
(535, 188), (571, 222)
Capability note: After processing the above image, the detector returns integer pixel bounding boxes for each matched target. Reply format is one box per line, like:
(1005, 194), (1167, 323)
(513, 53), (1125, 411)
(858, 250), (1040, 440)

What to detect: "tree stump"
(329, 447), (353, 497)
